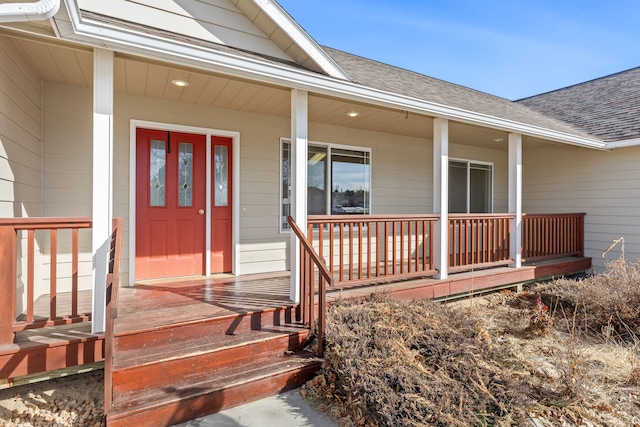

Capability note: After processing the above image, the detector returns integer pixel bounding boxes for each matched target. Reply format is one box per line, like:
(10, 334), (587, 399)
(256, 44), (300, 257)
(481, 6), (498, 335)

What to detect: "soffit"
(7, 33), (548, 149)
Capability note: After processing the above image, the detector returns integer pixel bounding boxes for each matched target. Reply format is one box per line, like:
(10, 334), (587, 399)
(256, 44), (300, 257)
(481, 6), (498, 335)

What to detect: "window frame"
(280, 138), (372, 232)
(448, 157), (494, 214)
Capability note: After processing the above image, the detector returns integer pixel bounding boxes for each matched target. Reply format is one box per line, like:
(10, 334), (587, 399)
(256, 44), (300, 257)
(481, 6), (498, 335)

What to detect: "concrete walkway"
(172, 389), (338, 427)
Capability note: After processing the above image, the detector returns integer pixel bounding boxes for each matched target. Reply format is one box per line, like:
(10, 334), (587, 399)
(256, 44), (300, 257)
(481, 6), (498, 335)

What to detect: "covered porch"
(1, 211), (589, 378)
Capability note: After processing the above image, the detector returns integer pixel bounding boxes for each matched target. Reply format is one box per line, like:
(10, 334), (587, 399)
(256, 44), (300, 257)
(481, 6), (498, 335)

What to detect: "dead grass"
(303, 260), (640, 426)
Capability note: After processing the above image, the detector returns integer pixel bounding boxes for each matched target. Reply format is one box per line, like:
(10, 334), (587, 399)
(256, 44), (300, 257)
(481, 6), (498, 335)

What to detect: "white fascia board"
(605, 138), (640, 149)
(251, 0), (349, 81)
(59, 0), (605, 150)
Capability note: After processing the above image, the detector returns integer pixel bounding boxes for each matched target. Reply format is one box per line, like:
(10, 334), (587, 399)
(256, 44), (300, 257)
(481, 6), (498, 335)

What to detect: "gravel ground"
(0, 370), (104, 427)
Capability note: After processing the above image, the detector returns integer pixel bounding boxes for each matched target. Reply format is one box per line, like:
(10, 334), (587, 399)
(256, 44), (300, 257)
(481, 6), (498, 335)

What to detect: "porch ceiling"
(8, 34), (542, 148)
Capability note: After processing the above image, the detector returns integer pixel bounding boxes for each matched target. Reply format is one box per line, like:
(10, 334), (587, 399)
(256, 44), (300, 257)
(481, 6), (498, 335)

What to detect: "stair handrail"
(287, 216), (333, 356)
(104, 217), (124, 414)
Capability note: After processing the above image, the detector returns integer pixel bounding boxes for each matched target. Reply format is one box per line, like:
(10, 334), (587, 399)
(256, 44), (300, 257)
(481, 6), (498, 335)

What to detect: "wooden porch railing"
(0, 217), (92, 346)
(306, 214), (438, 287)
(288, 216), (333, 356)
(522, 213), (585, 262)
(448, 214), (514, 273)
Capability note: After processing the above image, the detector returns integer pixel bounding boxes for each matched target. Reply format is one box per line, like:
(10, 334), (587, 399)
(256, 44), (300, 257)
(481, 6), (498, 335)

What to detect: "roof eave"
(56, 3), (605, 151)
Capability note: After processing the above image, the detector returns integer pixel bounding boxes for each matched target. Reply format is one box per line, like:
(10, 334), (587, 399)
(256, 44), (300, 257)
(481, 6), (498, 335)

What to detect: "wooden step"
(114, 305), (296, 354)
(112, 326), (311, 399)
(106, 351), (321, 427)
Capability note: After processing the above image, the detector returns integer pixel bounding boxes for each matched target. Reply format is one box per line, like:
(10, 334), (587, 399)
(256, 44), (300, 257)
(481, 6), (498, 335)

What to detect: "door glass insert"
(214, 145), (228, 206)
(178, 142), (193, 207)
(150, 139), (166, 207)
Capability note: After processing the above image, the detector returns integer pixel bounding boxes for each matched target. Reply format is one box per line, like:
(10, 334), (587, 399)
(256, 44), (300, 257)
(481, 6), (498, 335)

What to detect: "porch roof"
(323, 47), (597, 142)
(0, 0), (608, 148)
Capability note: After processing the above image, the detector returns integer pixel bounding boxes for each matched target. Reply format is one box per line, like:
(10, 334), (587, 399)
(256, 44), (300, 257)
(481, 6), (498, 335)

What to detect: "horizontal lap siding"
(42, 83), (93, 293)
(0, 36), (45, 311)
(0, 37), (43, 218)
(523, 143), (640, 269)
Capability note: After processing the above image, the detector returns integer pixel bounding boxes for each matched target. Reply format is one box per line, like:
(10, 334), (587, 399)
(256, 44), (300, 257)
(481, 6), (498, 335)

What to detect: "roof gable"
(72, 0), (347, 78)
(517, 67), (640, 142)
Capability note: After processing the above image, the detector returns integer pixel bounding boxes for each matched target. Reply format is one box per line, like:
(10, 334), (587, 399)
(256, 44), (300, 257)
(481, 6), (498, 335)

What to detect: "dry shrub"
(313, 294), (532, 426)
(542, 259), (640, 341)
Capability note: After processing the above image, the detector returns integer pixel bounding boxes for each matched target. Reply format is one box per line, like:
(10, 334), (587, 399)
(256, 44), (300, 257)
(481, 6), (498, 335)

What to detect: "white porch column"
(509, 133), (523, 268)
(433, 118), (449, 280)
(289, 89), (308, 302)
(91, 48), (114, 334)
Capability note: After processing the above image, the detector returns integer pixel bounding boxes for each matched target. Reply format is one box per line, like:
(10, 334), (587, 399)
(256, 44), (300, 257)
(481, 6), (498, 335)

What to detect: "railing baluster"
(367, 221), (372, 278)
(27, 229), (35, 323)
(358, 221), (363, 279)
(349, 222), (354, 280)
(72, 228), (79, 317)
(50, 229), (57, 319)
(339, 223), (345, 282)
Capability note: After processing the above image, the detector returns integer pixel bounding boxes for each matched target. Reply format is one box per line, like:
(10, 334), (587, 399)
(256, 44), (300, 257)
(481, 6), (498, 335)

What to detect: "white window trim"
(449, 157), (494, 214)
(280, 138), (372, 233)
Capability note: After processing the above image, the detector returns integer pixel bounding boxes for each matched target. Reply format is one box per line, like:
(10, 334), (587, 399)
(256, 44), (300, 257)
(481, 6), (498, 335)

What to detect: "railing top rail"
(0, 217), (92, 230)
(448, 213), (515, 220)
(287, 216), (334, 285)
(308, 214), (440, 223)
(522, 213), (586, 218)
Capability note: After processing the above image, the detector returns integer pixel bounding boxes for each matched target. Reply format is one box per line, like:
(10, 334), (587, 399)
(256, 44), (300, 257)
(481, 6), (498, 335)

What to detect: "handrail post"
(0, 225), (17, 345)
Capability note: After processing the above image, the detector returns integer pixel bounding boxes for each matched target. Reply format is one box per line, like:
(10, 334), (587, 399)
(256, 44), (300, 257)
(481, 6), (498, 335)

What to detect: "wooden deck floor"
(2, 256), (591, 381)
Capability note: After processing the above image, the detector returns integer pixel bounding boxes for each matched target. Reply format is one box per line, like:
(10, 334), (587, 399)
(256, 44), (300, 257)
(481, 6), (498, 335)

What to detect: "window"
(448, 159), (493, 213)
(281, 139), (371, 231)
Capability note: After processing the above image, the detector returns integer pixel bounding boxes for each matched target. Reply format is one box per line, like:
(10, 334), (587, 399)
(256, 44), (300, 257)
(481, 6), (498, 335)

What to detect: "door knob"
(198, 209), (205, 215)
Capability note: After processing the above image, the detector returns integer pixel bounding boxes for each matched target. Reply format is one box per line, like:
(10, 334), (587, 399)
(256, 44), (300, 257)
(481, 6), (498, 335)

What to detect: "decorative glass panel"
(178, 142), (193, 207)
(215, 145), (228, 206)
(281, 142), (291, 230)
(150, 139), (166, 207)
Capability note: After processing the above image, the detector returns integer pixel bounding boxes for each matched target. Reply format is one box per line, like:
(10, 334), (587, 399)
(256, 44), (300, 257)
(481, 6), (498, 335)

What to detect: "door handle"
(198, 209), (205, 215)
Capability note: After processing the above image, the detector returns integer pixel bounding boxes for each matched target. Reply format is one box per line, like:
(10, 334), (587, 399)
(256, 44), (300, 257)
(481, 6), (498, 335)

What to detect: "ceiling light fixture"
(171, 79), (189, 87)
(493, 138), (504, 142)
(347, 111), (359, 118)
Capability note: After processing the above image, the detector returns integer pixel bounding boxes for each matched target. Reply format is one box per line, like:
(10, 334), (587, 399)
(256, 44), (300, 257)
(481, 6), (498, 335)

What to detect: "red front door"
(136, 128), (206, 280)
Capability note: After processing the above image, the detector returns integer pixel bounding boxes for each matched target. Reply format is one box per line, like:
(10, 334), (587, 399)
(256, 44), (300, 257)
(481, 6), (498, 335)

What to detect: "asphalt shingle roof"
(323, 47), (596, 140)
(517, 67), (640, 142)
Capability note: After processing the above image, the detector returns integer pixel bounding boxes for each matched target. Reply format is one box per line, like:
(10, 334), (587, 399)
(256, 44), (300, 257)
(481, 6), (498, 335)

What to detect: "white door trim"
(128, 119), (240, 286)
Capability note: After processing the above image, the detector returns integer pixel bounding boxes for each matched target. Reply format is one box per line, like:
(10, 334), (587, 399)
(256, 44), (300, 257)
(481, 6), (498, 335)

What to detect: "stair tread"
(114, 324), (309, 370)
(110, 351), (321, 415)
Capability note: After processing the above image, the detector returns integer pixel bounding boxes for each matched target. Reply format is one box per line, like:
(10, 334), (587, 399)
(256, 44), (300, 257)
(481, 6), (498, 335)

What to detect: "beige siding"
(77, 0), (291, 61)
(524, 143), (640, 269)
(0, 36), (45, 313)
(41, 82), (93, 293)
(0, 36), (43, 217)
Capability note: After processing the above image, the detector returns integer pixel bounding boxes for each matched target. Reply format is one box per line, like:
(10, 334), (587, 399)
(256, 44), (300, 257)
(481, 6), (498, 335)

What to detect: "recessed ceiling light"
(347, 111), (359, 117)
(171, 79), (189, 87)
